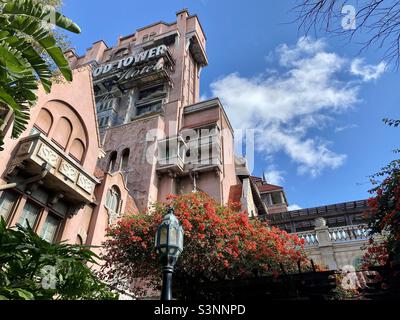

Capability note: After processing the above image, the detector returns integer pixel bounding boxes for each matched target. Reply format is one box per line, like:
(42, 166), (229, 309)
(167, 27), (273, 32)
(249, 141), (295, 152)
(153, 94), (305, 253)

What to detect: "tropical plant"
(100, 192), (309, 298)
(0, 0), (80, 149)
(363, 118), (400, 267)
(0, 217), (117, 300)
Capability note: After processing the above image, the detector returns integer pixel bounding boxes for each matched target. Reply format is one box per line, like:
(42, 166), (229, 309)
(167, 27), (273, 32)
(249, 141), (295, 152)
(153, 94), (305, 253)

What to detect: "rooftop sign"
(92, 44), (168, 78)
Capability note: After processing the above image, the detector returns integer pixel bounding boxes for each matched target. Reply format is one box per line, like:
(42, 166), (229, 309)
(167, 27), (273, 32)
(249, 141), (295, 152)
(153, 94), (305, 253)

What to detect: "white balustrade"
(328, 225), (370, 242)
(296, 231), (318, 246)
(295, 224), (370, 246)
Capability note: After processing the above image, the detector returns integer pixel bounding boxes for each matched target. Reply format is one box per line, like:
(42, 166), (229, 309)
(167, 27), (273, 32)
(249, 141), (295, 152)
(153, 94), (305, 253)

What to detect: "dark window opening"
(271, 192), (283, 205)
(138, 84), (165, 101)
(135, 101), (162, 117)
(120, 149), (130, 170)
(108, 151), (117, 172)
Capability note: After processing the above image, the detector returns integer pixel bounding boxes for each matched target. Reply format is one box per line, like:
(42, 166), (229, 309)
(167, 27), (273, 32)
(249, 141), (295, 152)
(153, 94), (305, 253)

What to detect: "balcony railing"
(6, 134), (98, 204)
(328, 225), (370, 242)
(296, 230), (319, 246)
(295, 224), (370, 247)
(157, 154), (185, 173)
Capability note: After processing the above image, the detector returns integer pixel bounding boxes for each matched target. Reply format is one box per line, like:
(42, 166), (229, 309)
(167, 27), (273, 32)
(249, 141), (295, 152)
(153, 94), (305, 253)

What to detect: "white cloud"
(209, 37), (385, 177)
(288, 204), (302, 211)
(257, 126), (346, 177)
(335, 124), (359, 133)
(350, 58), (387, 82)
(264, 169), (285, 186)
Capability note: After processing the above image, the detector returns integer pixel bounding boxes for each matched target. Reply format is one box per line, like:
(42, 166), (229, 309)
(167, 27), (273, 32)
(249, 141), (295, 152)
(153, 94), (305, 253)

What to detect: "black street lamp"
(155, 207), (184, 300)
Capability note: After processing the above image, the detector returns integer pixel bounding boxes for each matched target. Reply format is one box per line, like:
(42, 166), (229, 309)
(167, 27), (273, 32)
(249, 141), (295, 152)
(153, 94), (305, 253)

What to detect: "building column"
(290, 221), (296, 233)
(315, 218), (337, 270)
(267, 193), (273, 206)
(35, 208), (49, 235)
(280, 191), (285, 205)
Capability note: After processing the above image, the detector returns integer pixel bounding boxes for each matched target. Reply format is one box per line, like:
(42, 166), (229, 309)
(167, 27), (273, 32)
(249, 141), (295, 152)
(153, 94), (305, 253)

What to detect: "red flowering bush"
(100, 192), (308, 297)
(365, 158), (400, 266)
(360, 239), (389, 269)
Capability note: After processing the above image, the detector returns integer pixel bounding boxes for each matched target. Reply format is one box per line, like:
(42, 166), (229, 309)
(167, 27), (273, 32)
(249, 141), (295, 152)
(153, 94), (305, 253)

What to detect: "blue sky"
(62, 0), (399, 209)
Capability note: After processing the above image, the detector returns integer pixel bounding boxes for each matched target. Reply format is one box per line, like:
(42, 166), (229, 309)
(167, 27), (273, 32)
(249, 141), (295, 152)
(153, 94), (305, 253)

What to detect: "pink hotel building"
(0, 10), (289, 248)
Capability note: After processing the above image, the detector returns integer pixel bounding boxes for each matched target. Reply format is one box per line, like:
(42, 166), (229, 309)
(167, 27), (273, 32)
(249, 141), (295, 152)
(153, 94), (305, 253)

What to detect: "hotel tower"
(0, 10), (277, 248)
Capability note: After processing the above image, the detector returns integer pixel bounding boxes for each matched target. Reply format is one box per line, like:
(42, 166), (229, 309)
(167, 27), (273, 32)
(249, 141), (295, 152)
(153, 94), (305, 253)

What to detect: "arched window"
(52, 117), (72, 150)
(69, 139), (85, 163)
(108, 151), (117, 172)
(106, 186), (121, 214)
(120, 148), (130, 170)
(35, 108), (53, 135)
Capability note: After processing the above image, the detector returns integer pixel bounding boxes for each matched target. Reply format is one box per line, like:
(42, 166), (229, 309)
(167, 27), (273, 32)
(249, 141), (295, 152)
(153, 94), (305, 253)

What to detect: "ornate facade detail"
(25, 180), (44, 195)
(48, 193), (65, 205)
(68, 202), (85, 218)
(37, 143), (59, 167)
(18, 141), (34, 156)
(107, 208), (120, 227)
(77, 174), (95, 194)
(6, 163), (21, 177)
(59, 160), (78, 182)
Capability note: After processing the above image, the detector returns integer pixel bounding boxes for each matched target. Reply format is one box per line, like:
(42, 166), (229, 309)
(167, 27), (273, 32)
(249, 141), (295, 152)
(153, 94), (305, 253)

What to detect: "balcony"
(186, 133), (223, 174)
(156, 136), (187, 176)
(6, 134), (99, 205)
(156, 133), (223, 175)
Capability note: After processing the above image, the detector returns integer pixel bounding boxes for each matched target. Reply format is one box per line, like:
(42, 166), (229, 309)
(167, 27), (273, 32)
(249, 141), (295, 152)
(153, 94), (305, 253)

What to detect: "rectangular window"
(0, 191), (18, 223)
(271, 192), (283, 205)
(19, 201), (41, 229)
(40, 214), (61, 243)
(136, 101), (162, 117)
(138, 84), (164, 100)
(99, 117), (105, 127)
(262, 194), (273, 206)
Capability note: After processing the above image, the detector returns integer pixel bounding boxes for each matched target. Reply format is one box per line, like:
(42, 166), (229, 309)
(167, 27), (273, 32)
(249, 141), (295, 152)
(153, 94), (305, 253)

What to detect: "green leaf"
(0, 86), (31, 138)
(0, 0), (81, 142)
(2, 0), (81, 34)
(3, 32), (52, 92)
(4, 288), (35, 300)
(4, 15), (73, 81)
(0, 39), (31, 76)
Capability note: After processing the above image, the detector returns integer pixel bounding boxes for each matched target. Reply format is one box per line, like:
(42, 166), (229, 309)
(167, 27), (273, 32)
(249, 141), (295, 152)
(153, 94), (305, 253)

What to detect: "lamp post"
(155, 207), (184, 300)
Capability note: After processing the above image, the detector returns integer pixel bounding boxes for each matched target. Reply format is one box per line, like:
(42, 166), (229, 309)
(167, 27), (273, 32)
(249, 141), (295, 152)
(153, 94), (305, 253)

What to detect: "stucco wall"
(0, 67), (101, 179)
(98, 115), (164, 211)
